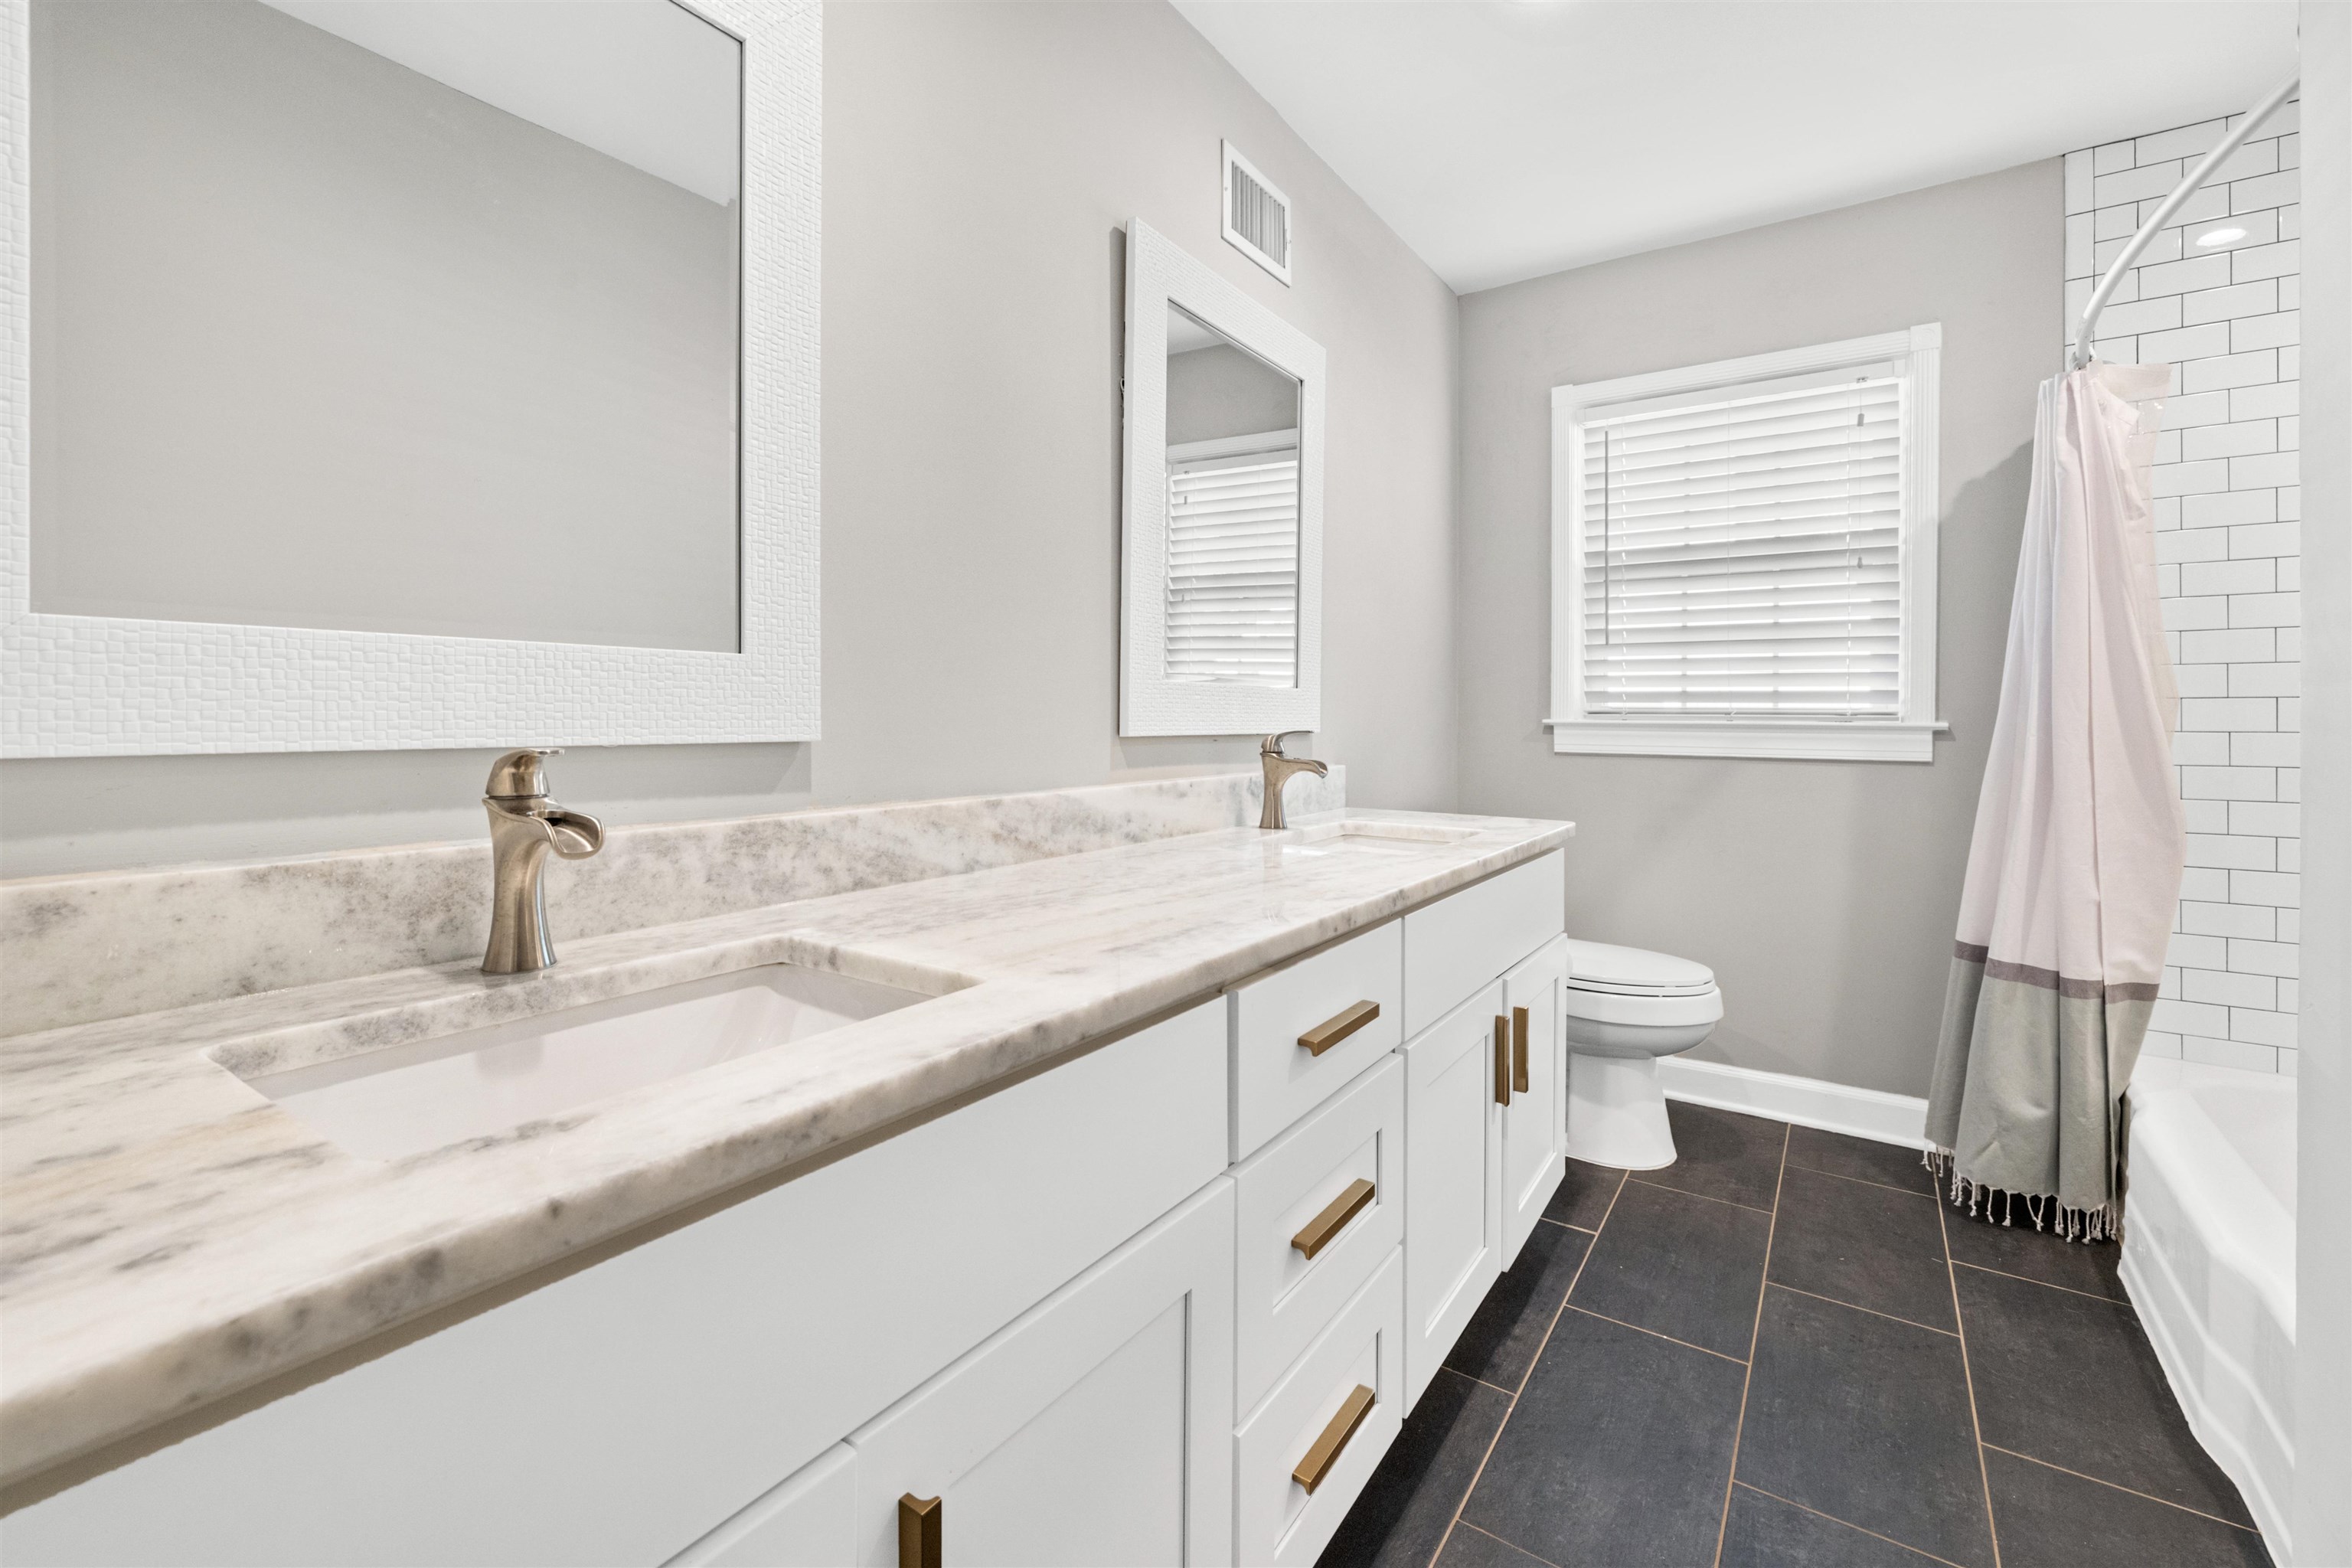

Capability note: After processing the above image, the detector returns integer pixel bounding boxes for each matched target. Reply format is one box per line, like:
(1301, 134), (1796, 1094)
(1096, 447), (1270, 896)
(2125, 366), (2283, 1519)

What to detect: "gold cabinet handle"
(1293, 1383), (1377, 1494)
(1494, 1015), (1511, 1106)
(1299, 1000), (1380, 1057)
(1292, 1178), (1376, 1260)
(1512, 1005), (1530, 1093)
(898, 1494), (941, 1568)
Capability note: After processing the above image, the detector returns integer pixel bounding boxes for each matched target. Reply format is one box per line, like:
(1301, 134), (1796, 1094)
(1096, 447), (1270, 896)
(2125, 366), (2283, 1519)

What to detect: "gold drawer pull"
(898, 1494), (942, 1568)
(1512, 1005), (1530, 1093)
(1292, 1178), (1377, 1260)
(1494, 1015), (1511, 1106)
(1293, 1383), (1377, 1494)
(1299, 1000), (1380, 1057)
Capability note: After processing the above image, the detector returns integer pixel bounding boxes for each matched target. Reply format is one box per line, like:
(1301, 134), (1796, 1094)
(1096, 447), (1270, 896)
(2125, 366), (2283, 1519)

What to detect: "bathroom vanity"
(0, 795), (1570, 1566)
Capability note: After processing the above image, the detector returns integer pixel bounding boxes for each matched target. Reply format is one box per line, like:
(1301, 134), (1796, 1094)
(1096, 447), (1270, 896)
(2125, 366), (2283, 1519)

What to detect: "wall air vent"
(1221, 141), (1292, 286)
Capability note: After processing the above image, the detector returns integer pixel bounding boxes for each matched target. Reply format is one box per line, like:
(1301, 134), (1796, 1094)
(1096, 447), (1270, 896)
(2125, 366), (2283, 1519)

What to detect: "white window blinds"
(1166, 437), (1299, 687)
(1581, 374), (1903, 717)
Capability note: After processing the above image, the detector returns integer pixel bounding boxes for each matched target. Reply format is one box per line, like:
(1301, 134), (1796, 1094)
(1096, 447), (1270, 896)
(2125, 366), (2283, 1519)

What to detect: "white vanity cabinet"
(670, 1448), (858, 1567)
(1, 1002), (1233, 1568)
(1400, 982), (1508, 1408)
(4, 850), (1567, 1568)
(842, 1181), (1236, 1568)
(1500, 936), (1570, 1261)
(1397, 855), (1569, 1406)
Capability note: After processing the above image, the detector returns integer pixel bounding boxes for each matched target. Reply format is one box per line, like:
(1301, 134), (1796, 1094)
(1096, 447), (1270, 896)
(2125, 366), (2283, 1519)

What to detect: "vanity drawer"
(1233, 1054), (1402, 1418)
(1233, 1249), (1405, 1568)
(1401, 851), (1563, 1037)
(1230, 921), (1403, 1161)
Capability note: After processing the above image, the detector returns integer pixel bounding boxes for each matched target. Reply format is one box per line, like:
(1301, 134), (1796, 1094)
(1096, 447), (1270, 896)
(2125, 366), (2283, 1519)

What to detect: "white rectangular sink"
(240, 965), (928, 1161)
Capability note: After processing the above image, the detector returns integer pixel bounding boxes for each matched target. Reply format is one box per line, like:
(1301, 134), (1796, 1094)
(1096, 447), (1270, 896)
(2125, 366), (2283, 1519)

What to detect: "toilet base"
(1566, 1051), (1677, 1169)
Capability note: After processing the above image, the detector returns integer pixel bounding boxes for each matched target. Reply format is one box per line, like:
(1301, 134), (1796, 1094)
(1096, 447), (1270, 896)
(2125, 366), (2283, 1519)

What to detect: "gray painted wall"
(1455, 160), (2062, 1097)
(2293, 2), (2349, 1559)
(0, 1), (1460, 877)
(1168, 342), (1297, 446)
(30, 0), (740, 652)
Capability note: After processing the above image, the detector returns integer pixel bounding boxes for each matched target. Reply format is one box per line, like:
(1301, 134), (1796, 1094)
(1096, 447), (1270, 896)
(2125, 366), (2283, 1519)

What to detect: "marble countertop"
(0, 807), (1570, 1488)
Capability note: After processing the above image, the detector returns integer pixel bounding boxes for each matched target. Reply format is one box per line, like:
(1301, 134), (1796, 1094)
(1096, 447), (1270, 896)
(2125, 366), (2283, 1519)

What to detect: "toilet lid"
(1565, 939), (1716, 998)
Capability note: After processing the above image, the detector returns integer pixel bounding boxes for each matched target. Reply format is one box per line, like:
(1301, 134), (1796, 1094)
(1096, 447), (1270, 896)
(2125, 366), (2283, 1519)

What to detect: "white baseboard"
(1658, 1057), (1930, 1149)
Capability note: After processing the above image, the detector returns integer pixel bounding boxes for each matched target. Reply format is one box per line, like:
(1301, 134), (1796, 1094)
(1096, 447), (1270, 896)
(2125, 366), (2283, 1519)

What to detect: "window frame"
(1547, 324), (1945, 763)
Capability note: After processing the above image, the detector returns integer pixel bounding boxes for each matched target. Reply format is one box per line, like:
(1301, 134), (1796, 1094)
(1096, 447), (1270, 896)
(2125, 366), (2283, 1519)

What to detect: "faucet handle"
(1262, 730), (1312, 758)
(485, 747), (562, 800)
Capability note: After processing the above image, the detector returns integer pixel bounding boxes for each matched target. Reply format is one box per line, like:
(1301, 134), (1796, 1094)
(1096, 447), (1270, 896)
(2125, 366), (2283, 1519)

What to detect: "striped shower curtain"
(1924, 358), (2184, 1240)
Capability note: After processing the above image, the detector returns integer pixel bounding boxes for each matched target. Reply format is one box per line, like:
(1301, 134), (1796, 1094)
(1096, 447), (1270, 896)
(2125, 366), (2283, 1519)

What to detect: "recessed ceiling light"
(2195, 226), (2249, 248)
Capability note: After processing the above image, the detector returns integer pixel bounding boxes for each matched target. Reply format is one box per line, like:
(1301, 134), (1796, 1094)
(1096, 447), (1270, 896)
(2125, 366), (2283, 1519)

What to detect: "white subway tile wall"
(2065, 103), (2301, 1076)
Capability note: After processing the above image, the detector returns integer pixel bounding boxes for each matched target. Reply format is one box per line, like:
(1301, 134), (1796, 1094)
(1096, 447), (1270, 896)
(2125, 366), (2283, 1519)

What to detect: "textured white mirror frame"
(1120, 217), (1324, 737)
(0, 0), (820, 757)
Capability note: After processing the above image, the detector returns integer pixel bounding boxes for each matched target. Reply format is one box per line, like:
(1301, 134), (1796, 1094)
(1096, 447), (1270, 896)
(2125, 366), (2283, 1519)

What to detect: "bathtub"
(2119, 1060), (2296, 1557)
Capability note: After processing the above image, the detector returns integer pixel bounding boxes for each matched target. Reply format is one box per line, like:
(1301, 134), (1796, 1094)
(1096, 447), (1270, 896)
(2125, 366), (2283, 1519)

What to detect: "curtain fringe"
(1921, 1148), (2117, 1243)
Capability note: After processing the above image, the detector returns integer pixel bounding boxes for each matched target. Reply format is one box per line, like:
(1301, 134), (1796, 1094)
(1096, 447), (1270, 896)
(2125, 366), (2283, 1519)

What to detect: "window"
(1549, 325), (1944, 762)
(1165, 431), (1300, 687)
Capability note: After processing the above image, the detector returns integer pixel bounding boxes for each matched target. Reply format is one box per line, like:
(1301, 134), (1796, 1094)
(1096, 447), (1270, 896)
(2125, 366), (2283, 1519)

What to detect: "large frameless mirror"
(5, 0), (822, 756)
(34, 0), (741, 649)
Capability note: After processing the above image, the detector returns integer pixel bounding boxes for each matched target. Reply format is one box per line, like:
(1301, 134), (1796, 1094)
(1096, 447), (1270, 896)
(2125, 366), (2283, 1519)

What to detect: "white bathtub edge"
(2121, 1067), (2298, 1563)
(2118, 1241), (2294, 1561)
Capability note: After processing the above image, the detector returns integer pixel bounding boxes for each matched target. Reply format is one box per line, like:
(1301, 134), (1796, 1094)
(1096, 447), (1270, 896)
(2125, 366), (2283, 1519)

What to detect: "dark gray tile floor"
(1318, 1101), (2271, 1568)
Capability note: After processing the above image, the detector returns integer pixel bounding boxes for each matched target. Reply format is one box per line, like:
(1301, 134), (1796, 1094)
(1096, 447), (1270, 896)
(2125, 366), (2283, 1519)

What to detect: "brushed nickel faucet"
(1259, 731), (1329, 831)
(481, 749), (606, 975)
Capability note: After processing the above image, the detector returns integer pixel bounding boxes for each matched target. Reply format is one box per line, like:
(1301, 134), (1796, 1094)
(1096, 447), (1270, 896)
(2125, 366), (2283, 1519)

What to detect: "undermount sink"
(1285, 819), (1480, 849)
(240, 965), (929, 1160)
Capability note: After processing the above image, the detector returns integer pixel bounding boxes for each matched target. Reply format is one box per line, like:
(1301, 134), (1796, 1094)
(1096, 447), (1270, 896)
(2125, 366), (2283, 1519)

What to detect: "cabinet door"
(1400, 982), (1505, 1409)
(848, 1180), (1236, 1567)
(1499, 936), (1570, 1266)
(666, 1446), (855, 1567)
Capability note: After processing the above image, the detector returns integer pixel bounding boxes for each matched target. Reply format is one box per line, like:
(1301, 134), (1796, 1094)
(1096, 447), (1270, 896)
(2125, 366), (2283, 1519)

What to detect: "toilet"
(1562, 939), (1723, 1171)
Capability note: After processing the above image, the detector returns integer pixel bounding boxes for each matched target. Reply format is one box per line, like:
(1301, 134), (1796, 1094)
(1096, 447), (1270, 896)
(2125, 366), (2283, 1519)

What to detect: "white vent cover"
(1221, 141), (1292, 285)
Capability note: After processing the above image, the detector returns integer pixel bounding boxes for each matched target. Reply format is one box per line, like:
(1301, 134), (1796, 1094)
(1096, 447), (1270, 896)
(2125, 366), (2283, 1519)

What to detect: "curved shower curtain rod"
(2072, 71), (2302, 371)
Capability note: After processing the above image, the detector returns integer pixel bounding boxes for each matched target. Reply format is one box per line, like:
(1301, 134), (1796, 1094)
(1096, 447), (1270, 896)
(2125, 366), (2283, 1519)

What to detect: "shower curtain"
(1924, 358), (2183, 1241)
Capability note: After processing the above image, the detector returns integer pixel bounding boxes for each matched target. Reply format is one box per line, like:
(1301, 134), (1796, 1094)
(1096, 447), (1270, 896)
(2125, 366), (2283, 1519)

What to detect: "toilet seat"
(1563, 940), (1721, 1028)
(1565, 939), (1714, 996)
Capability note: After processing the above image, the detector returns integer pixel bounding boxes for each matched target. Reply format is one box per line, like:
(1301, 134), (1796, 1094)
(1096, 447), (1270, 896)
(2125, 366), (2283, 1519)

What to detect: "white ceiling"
(1174, 1), (2300, 294)
(265, 0), (740, 204)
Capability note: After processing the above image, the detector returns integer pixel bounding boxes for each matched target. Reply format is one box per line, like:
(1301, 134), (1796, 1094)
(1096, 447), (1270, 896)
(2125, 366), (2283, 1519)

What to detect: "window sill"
(1546, 718), (1947, 763)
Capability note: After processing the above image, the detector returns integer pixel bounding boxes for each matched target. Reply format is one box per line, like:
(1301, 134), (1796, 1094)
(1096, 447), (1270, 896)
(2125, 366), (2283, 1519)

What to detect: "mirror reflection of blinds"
(1583, 377), (1903, 717)
(1166, 439), (1299, 688)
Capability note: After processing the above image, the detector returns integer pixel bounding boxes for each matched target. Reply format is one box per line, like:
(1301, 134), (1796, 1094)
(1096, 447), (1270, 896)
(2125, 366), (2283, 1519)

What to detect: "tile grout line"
(1540, 1214), (1600, 1236)
(1710, 1121), (1790, 1568)
(1785, 1161), (1941, 1200)
(1762, 1281), (1963, 1338)
(1949, 1258), (2126, 1304)
(1454, 1519), (1566, 1567)
(1427, 1165), (1628, 1568)
(1626, 1173), (1775, 1214)
(1560, 1304), (1749, 1366)
(1449, 1369), (1518, 1399)
(1731, 1481), (1976, 1568)
(1979, 1444), (2267, 1534)
(1936, 1184), (2004, 1568)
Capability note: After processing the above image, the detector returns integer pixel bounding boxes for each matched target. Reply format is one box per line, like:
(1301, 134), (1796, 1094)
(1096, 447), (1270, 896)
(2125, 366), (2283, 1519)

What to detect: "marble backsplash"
(1, 769), (1344, 1037)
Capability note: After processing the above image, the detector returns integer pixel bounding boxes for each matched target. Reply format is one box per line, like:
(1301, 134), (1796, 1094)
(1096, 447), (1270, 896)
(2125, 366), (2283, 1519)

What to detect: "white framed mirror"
(1120, 217), (1325, 737)
(2, 0), (819, 756)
